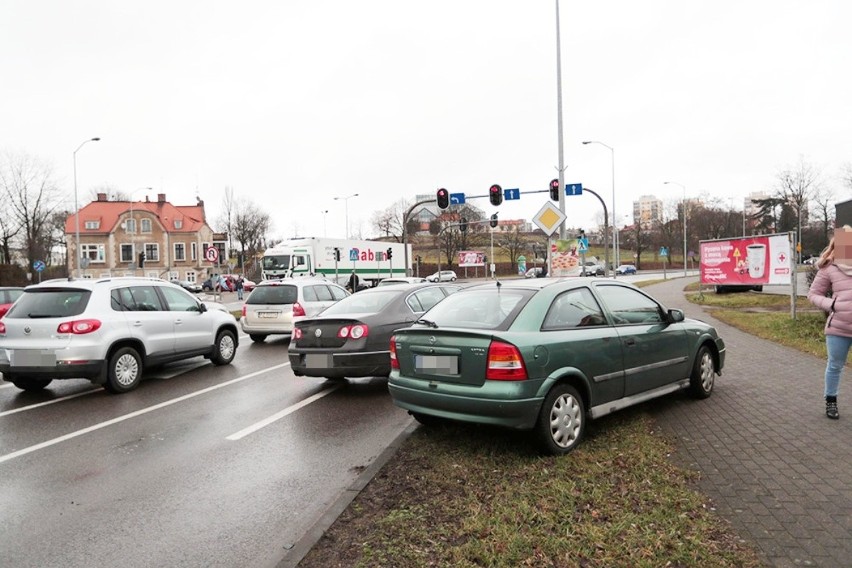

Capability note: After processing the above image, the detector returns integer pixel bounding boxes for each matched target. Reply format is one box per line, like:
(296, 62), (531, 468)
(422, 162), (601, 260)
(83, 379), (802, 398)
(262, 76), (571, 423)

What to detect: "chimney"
(157, 193), (166, 203)
(97, 193), (108, 202)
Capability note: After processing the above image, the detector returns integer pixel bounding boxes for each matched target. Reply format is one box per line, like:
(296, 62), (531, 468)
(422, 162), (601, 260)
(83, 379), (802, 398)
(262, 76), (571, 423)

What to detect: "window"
(595, 285), (664, 325)
(81, 244), (105, 263)
(84, 221), (100, 230)
(407, 287), (448, 313)
(120, 244), (134, 263)
(312, 285), (333, 301)
(125, 219), (137, 233)
(111, 286), (163, 312)
(174, 243), (186, 261)
(542, 288), (606, 330)
(159, 286), (199, 312)
(174, 219), (183, 229)
(145, 243), (159, 262)
(191, 242), (197, 261)
(186, 271), (197, 283)
(141, 219), (152, 233)
(329, 285), (348, 301)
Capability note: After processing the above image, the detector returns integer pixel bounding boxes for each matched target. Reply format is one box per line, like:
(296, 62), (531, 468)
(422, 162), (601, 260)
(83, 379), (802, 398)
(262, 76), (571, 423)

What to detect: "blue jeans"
(824, 334), (852, 397)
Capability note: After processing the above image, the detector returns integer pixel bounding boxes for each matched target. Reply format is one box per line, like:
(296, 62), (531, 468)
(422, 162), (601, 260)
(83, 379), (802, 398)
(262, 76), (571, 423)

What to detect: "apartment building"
(65, 193), (226, 283)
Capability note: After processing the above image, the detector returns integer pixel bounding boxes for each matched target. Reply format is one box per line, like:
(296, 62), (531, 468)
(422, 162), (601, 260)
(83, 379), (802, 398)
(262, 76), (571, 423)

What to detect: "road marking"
(0, 362), (290, 466)
(226, 384), (341, 441)
(0, 388), (101, 417)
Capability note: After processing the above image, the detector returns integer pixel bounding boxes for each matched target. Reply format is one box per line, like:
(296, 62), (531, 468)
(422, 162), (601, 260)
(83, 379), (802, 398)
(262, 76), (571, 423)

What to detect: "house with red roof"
(65, 193), (227, 284)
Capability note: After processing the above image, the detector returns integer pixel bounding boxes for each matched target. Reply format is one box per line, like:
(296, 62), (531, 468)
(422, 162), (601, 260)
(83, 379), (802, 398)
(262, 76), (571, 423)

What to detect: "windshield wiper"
(415, 318), (438, 328)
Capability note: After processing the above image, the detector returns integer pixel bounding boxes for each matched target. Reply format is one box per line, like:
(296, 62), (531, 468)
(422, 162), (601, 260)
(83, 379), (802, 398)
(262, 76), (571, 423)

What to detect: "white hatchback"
(427, 270), (457, 282)
(240, 278), (349, 342)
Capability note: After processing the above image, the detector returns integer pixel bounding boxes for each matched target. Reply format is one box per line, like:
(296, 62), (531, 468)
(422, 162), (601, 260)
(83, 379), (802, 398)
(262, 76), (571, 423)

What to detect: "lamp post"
(72, 137), (101, 277)
(321, 209), (329, 237)
(333, 193), (359, 238)
(582, 140), (616, 277)
(664, 181), (688, 277)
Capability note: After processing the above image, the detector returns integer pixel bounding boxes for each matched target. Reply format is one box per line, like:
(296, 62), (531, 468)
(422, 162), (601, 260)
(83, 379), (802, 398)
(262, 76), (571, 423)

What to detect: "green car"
(388, 278), (725, 455)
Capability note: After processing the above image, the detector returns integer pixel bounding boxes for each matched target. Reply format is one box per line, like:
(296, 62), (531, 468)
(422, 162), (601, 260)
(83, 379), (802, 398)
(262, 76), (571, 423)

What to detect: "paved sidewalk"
(645, 278), (851, 568)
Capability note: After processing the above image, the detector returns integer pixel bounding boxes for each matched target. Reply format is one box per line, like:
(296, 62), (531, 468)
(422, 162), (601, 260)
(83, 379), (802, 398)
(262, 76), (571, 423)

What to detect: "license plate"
(306, 354), (333, 368)
(258, 312), (279, 319)
(415, 355), (458, 374)
(11, 350), (56, 367)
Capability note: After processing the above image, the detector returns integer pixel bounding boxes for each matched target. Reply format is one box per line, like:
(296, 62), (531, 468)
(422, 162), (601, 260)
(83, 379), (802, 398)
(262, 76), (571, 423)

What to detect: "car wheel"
(250, 334), (267, 343)
(451, 276), (456, 281)
(535, 383), (585, 455)
(104, 347), (142, 394)
(211, 329), (237, 365)
(689, 344), (715, 399)
(11, 377), (52, 392)
(411, 412), (446, 427)
(754, 286), (763, 292)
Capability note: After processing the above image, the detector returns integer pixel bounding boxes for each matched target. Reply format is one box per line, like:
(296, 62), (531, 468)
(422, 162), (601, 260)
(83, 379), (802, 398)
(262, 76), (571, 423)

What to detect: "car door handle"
(624, 338), (636, 346)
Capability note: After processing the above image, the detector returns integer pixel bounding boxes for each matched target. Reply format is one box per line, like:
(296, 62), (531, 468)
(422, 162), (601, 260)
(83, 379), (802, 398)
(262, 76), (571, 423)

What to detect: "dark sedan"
(388, 278), (725, 455)
(289, 283), (461, 380)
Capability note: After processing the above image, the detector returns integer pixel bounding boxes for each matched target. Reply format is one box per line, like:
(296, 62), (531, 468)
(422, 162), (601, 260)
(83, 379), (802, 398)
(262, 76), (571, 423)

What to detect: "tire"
(450, 277), (456, 281)
(689, 344), (715, 399)
(250, 334), (267, 343)
(104, 347), (142, 394)
(534, 383), (586, 455)
(754, 286), (763, 292)
(411, 412), (446, 427)
(11, 377), (52, 392)
(211, 329), (236, 365)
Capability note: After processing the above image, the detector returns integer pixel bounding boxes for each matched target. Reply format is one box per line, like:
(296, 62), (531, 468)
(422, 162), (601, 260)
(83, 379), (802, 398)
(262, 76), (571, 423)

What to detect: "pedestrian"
(236, 276), (244, 300)
(347, 270), (359, 293)
(807, 226), (852, 419)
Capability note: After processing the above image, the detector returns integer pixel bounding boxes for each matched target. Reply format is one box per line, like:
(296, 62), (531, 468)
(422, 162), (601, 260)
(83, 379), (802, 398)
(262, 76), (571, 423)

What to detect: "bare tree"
(496, 226), (528, 272)
(811, 186), (836, 245)
(776, 157), (820, 259)
(230, 199), (272, 275)
(216, 186), (237, 246)
(0, 152), (63, 270)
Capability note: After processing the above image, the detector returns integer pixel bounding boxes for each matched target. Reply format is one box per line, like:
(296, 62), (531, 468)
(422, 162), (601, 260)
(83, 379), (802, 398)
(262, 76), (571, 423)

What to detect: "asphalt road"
(0, 331), (412, 568)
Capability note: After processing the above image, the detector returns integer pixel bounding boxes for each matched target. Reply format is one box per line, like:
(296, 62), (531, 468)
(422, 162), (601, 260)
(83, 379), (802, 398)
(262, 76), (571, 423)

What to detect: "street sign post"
(449, 193), (465, 205)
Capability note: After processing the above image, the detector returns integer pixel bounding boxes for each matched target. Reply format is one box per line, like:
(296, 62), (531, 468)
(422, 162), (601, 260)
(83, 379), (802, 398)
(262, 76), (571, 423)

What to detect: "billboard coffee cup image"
(747, 244), (766, 279)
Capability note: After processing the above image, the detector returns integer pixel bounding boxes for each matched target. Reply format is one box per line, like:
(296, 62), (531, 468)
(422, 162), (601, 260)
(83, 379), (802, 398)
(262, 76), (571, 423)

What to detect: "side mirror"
(667, 308), (684, 323)
(198, 302), (208, 313)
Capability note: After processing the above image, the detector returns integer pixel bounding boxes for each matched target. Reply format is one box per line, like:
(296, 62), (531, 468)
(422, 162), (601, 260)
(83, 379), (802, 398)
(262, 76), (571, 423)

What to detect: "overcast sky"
(2, 1), (850, 240)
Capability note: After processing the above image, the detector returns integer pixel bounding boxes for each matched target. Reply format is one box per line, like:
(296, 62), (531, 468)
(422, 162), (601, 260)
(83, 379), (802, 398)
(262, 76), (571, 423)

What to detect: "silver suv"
(0, 277), (239, 394)
(240, 278), (349, 343)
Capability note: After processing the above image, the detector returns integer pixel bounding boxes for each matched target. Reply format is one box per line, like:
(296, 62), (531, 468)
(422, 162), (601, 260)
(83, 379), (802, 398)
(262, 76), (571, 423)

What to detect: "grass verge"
(299, 412), (762, 568)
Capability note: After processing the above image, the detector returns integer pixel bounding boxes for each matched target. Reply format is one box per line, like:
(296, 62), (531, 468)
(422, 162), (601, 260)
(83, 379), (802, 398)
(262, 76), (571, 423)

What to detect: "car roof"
(28, 276), (176, 290)
(255, 278), (342, 288)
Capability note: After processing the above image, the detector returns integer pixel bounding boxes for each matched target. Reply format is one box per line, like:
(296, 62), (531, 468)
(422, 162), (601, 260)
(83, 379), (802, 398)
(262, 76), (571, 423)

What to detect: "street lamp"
(582, 140), (616, 277)
(664, 181), (688, 277)
(73, 137), (101, 278)
(333, 193), (359, 238)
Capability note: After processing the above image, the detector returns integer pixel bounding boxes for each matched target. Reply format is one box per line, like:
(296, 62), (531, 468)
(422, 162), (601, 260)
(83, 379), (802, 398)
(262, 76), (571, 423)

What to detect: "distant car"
(803, 257), (816, 265)
(240, 278), (349, 343)
(241, 278), (256, 292)
(427, 270), (457, 282)
(377, 277), (428, 286)
(171, 279), (202, 294)
(616, 264), (637, 275)
(0, 287), (24, 318)
(388, 278), (724, 455)
(0, 277), (238, 393)
(524, 268), (544, 279)
(289, 282), (461, 380)
(581, 263), (605, 277)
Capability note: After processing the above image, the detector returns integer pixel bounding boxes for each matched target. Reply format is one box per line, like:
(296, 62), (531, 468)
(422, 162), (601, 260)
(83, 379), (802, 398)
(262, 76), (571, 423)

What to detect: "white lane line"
(0, 362), (290, 466)
(0, 388), (101, 417)
(226, 385), (341, 441)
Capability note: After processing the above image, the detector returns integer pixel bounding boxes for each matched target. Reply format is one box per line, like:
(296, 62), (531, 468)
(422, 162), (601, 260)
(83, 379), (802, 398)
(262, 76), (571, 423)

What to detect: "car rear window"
(247, 284), (297, 305)
(321, 290), (399, 316)
(7, 288), (91, 318)
(418, 288), (533, 330)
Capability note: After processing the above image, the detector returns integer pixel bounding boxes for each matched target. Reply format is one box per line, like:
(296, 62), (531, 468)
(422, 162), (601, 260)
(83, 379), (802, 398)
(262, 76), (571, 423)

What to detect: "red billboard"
(699, 233), (793, 287)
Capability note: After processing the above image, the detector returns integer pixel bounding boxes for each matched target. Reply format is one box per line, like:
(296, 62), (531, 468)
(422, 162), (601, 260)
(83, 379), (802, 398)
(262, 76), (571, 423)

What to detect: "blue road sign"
(504, 188), (520, 200)
(33, 260), (46, 272)
(660, 247), (668, 257)
(578, 237), (589, 253)
(449, 192), (465, 205)
(349, 249), (358, 261)
(565, 183), (583, 196)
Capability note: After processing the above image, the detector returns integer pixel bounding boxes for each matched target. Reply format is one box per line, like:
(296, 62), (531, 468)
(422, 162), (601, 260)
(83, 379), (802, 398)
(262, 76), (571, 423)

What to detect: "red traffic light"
(550, 178), (560, 201)
(437, 188), (449, 209)
(489, 184), (503, 206)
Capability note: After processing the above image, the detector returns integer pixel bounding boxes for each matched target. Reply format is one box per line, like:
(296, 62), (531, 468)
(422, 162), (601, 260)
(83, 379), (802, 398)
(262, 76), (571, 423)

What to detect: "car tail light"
(486, 340), (527, 381)
(57, 319), (102, 335)
(389, 336), (399, 369)
(338, 324), (369, 339)
(0, 305), (9, 318)
(293, 328), (303, 340)
(0, 321), (5, 335)
(241, 305), (247, 317)
(292, 302), (306, 317)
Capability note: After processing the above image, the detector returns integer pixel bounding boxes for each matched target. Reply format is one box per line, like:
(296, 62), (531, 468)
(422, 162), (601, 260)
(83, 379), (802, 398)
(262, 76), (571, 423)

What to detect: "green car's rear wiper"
(415, 318), (438, 328)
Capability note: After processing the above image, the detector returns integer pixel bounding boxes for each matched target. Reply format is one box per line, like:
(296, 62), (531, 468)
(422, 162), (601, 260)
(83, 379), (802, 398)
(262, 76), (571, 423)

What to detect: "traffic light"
(138, 251), (146, 268)
(459, 217), (468, 232)
(334, 247), (341, 262)
(489, 214), (498, 228)
(489, 184), (503, 206)
(437, 188), (449, 209)
(550, 178), (560, 201)
(386, 247), (393, 260)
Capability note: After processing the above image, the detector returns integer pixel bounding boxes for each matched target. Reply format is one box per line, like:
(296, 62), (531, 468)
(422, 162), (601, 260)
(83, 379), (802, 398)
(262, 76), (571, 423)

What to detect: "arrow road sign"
(504, 188), (520, 200)
(450, 193), (465, 205)
(565, 183), (583, 196)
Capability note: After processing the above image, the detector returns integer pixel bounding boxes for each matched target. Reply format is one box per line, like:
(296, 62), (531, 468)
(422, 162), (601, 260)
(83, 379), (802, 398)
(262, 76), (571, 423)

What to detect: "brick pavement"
(645, 277), (852, 568)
